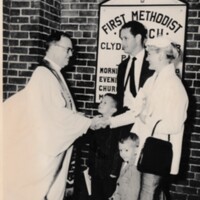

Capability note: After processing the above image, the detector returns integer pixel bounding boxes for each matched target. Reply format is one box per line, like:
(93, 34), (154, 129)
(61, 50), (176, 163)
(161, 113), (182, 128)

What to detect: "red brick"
(10, 9), (20, 15)
(175, 185), (197, 194)
(10, 32), (29, 39)
(190, 3), (200, 9)
(188, 196), (200, 200)
(194, 34), (200, 40)
(186, 41), (198, 48)
(87, 46), (97, 52)
(74, 31), (83, 37)
(187, 25), (199, 33)
(188, 10), (198, 17)
(10, 63), (26, 69)
(191, 165), (200, 172)
(89, 4), (99, 9)
(79, 38), (96, 45)
(194, 80), (200, 87)
(79, 10), (97, 17)
(88, 60), (97, 66)
(77, 66), (94, 74)
(76, 93), (94, 100)
(61, 4), (70, 9)
(10, 47), (28, 54)
(88, 18), (98, 24)
(170, 192), (187, 200)
(3, 22), (9, 30)
(196, 88), (200, 95)
(61, 24), (78, 30)
(76, 60), (87, 66)
(185, 72), (196, 79)
(10, 17), (29, 23)
(10, 25), (20, 31)
(71, 4), (88, 9)
(9, 77), (27, 84)
(83, 74), (91, 81)
(8, 55), (18, 61)
(3, 84), (17, 91)
(20, 55), (38, 62)
(12, 2), (30, 8)
(61, 10), (79, 16)
(19, 71), (33, 77)
(83, 32), (91, 38)
(22, 9), (39, 15)
(191, 149), (200, 157)
(186, 49), (200, 56)
(7, 70), (18, 76)
(69, 18), (87, 23)
(76, 46), (86, 52)
(186, 65), (199, 71)
(20, 40), (39, 46)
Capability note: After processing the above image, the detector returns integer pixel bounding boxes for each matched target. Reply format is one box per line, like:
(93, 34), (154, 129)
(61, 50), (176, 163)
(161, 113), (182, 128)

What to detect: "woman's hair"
(164, 42), (181, 62)
(146, 36), (181, 63)
(119, 20), (147, 45)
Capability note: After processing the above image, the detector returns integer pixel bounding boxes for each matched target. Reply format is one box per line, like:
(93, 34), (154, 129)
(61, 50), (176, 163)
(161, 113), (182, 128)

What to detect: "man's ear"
(111, 107), (117, 116)
(135, 34), (142, 43)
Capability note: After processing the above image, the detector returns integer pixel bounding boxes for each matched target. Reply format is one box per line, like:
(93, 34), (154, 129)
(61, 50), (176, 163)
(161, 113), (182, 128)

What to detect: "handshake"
(90, 115), (110, 130)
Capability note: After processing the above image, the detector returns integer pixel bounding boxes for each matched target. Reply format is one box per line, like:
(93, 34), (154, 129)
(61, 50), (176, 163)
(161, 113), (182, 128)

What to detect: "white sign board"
(95, 0), (187, 102)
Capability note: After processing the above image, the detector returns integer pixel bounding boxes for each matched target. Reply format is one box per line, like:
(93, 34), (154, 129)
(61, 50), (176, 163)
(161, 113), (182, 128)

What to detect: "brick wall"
(61, 0), (100, 117)
(3, 0), (11, 99)
(2, 0), (200, 199)
(3, 0), (61, 99)
(172, 1), (200, 199)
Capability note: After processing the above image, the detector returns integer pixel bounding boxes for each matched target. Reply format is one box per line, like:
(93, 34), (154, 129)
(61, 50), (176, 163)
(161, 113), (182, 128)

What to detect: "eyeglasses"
(55, 44), (74, 54)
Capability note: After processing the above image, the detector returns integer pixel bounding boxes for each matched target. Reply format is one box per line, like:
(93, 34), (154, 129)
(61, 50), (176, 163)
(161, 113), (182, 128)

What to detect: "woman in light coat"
(109, 36), (188, 200)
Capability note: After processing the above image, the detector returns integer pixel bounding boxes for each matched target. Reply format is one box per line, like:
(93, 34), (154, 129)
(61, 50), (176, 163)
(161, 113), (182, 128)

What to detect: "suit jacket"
(88, 127), (121, 179)
(112, 159), (140, 200)
(116, 50), (154, 110)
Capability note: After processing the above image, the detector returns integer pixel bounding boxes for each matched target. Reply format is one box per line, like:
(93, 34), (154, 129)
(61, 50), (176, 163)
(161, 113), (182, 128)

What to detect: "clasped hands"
(90, 115), (110, 130)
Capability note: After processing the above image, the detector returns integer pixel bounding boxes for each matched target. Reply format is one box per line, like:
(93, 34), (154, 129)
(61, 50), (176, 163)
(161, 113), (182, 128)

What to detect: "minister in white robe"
(3, 32), (95, 200)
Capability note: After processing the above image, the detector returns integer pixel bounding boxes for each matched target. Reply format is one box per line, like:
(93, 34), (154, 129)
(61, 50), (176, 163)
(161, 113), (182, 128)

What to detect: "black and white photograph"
(1, 0), (200, 200)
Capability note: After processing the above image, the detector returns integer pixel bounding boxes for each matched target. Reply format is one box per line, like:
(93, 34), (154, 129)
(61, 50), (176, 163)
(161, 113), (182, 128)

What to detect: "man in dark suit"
(108, 21), (154, 179)
(116, 20), (154, 112)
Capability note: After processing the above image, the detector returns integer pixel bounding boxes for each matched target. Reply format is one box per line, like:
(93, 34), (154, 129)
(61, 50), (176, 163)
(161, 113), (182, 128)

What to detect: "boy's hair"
(119, 131), (139, 144)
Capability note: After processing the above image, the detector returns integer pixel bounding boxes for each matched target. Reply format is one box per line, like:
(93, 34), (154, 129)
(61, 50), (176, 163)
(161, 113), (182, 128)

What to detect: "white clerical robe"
(3, 60), (91, 200)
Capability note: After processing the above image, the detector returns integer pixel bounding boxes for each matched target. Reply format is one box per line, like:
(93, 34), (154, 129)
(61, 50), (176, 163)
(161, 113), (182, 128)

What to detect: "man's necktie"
(124, 57), (137, 97)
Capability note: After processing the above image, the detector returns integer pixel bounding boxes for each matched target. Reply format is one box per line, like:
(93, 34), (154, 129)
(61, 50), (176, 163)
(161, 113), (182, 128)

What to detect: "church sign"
(95, 0), (187, 102)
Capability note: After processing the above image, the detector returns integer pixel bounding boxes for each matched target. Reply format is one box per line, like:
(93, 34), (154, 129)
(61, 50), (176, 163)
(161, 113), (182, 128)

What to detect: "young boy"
(88, 93), (122, 200)
(110, 132), (140, 200)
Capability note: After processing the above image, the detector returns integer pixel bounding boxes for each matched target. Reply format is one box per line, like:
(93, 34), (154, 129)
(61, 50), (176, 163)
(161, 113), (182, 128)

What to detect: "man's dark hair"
(119, 20), (147, 45)
(45, 31), (72, 50)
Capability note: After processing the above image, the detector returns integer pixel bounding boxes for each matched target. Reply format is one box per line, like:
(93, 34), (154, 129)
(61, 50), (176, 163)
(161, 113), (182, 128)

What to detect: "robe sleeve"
(26, 67), (91, 156)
